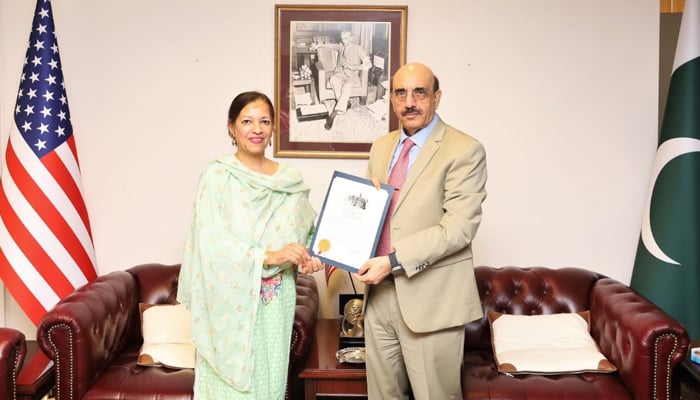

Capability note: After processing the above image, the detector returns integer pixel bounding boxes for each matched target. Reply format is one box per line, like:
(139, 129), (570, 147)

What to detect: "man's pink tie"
(376, 138), (415, 256)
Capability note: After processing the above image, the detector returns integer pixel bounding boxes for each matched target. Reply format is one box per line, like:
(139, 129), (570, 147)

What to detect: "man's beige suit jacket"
(365, 117), (487, 333)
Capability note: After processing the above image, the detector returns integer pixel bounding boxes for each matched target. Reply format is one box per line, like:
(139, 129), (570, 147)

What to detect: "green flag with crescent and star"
(631, 0), (700, 338)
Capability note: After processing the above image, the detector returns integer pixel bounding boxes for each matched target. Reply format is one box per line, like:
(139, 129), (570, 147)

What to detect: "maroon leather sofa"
(0, 327), (26, 400)
(463, 266), (690, 400)
(36, 263), (319, 400)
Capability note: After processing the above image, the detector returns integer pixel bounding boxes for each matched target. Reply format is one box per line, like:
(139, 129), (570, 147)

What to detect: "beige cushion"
(138, 303), (195, 369)
(488, 310), (617, 374)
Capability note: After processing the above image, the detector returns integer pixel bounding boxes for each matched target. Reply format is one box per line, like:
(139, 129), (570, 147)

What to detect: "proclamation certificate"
(310, 171), (394, 273)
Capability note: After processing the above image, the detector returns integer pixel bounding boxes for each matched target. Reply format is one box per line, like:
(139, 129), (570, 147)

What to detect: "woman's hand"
(265, 243), (310, 267)
(264, 244), (326, 274)
(299, 255), (325, 274)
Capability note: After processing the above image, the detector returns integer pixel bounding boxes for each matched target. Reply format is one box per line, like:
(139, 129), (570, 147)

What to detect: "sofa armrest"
(590, 278), (689, 400)
(37, 271), (138, 400)
(0, 328), (26, 400)
(291, 274), (319, 364)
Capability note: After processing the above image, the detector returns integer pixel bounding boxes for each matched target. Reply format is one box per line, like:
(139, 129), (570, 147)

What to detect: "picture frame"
(274, 5), (407, 159)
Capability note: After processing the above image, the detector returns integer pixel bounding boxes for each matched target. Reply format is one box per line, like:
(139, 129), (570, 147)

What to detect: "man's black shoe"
(324, 110), (338, 130)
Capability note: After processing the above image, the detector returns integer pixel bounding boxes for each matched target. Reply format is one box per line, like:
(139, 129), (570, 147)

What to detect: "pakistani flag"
(631, 0), (700, 338)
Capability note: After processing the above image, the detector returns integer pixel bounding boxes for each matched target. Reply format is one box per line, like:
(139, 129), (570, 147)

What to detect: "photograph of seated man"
(287, 21), (391, 144)
(310, 30), (371, 130)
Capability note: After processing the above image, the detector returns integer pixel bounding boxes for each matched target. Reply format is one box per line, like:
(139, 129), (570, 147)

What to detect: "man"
(313, 30), (371, 130)
(356, 62), (487, 399)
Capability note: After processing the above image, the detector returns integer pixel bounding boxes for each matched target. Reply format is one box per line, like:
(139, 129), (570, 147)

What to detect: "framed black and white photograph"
(274, 5), (407, 159)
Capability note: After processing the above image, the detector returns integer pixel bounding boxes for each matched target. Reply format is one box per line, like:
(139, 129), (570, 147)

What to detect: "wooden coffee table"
(300, 319), (367, 399)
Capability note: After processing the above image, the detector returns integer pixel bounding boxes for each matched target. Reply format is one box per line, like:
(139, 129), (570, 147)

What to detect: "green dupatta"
(177, 154), (316, 391)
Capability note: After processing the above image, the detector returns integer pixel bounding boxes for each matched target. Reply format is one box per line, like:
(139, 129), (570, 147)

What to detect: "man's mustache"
(402, 107), (420, 115)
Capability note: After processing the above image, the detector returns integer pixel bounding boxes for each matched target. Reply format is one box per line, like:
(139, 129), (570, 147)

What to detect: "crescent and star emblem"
(641, 137), (700, 265)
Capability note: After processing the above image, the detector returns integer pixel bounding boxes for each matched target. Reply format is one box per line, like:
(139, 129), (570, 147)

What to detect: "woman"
(177, 91), (323, 399)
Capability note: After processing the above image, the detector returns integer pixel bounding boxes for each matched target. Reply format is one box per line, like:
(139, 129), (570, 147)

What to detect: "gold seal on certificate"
(310, 171), (394, 273)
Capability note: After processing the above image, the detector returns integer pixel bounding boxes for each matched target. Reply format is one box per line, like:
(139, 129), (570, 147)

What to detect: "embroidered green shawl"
(177, 154), (316, 391)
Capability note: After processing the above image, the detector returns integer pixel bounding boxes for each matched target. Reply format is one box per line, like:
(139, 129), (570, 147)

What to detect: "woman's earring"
(228, 123), (236, 146)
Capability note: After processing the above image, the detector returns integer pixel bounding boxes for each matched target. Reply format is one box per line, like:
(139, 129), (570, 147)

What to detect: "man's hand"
(354, 256), (392, 285)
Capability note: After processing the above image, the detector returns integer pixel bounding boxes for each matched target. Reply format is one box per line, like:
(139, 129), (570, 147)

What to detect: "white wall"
(0, 0), (659, 337)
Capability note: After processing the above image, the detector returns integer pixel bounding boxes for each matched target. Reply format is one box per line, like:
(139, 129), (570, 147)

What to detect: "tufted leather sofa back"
(123, 263), (181, 345)
(465, 266), (603, 351)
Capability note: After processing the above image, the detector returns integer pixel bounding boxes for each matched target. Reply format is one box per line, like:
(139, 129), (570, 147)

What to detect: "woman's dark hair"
(227, 91), (274, 123)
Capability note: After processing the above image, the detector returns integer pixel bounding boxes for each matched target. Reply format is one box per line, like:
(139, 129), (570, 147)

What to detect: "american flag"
(0, 0), (96, 325)
(325, 264), (337, 285)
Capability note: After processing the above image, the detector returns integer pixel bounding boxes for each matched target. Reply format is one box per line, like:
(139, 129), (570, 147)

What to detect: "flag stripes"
(0, 0), (96, 325)
(325, 264), (337, 285)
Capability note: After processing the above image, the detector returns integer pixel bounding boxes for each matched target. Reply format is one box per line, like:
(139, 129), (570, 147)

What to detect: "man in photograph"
(312, 30), (371, 130)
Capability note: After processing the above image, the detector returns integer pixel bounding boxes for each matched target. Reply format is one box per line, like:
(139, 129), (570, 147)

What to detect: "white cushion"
(488, 310), (617, 374)
(138, 303), (195, 369)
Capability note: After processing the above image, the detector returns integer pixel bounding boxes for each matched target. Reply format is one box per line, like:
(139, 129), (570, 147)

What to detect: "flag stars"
(12, 1), (75, 159)
(34, 139), (47, 151)
(42, 90), (54, 101)
(38, 123), (50, 134)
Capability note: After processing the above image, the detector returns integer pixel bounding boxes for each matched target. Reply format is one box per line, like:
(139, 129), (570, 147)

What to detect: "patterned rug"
(289, 97), (390, 144)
